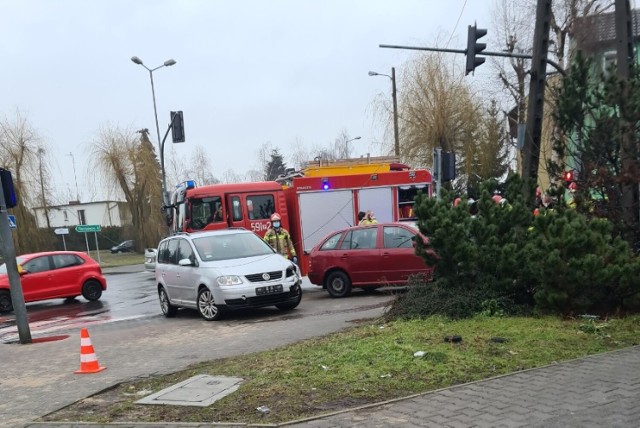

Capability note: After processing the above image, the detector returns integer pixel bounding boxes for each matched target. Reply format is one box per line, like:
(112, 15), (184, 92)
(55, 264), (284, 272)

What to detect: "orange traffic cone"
(74, 328), (106, 374)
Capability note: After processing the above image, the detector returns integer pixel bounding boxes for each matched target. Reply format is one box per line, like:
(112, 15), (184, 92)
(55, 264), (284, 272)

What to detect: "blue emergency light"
(321, 178), (329, 190)
(177, 180), (196, 190)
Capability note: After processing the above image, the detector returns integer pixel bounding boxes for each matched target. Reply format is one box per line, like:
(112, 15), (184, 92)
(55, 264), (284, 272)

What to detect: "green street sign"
(75, 224), (101, 233)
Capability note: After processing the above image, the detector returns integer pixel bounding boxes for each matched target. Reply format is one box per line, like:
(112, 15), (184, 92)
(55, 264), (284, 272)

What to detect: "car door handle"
(176, 274), (181, 278)
(340, 253), (349, 258)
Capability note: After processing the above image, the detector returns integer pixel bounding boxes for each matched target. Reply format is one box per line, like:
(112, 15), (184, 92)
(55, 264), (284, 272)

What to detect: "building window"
(77, 209), (86, 225)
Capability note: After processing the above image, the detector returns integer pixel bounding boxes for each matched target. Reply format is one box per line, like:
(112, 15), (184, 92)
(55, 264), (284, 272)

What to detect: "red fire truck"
(168, 158), (432, 274)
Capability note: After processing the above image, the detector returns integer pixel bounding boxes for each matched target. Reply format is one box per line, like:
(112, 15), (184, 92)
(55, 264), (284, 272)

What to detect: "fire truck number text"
(251, 222), (271, 232)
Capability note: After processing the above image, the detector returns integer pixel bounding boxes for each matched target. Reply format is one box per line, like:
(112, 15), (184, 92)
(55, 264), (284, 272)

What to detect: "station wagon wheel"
(158, 286), (177, 318)
(325, 271), (352, 298)
(0, 290), (13, 313)
(197, 288), (223, 321)
(82, 280), (103, 301)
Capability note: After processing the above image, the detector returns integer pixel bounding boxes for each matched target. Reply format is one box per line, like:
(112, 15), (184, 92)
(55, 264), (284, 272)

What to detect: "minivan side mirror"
(178, 258), (193, 267)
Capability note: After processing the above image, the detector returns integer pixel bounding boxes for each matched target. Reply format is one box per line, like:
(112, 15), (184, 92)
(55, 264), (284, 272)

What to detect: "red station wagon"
(0, 251), (107, 313)
(307, 222), (434, 297)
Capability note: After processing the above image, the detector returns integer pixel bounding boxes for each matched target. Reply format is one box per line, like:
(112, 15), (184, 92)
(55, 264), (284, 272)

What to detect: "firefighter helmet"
(270, 213), (281, 222)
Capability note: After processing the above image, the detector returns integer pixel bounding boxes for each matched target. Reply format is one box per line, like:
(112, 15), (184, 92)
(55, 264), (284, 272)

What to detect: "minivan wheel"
(82, 280), (103, 301)
(197, 288), (223, 321)
(158, 287), (177, 318)
(0, 290), (13, 313)
(325, 271), (352, 298)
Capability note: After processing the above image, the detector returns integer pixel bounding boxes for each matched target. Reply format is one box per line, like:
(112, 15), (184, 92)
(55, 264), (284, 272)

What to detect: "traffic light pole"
(0, 183), (31, 344)
(379, 44), (566, 77)
(160, 111), (184, 210)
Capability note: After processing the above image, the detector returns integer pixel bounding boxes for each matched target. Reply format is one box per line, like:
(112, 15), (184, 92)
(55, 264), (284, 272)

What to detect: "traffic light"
(441, 151), (456, 182)
(466, 24), (487, 76)
(171, 111), (185, 143)
(0, 168), (17, 208)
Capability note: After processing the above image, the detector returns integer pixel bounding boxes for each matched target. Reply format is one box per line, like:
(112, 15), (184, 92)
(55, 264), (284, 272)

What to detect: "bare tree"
(255, 141), (273, 179)
(221, 169), (243, 184)
(0, 109), (52, 253)
(332, 128), (355, 160)
(245, 169), (264, 182)
(89, 125), (164, 249)
(288, 137), (312, 170)
(189, 145), (219, 186)
(36, 147), (52, 229)
(491, 0), (534, 132)
(549, 0), (613, 69)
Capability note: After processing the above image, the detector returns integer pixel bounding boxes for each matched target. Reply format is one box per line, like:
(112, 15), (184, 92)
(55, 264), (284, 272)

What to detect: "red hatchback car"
(307, 222), (434, 297)
(0, 251), (107, 313)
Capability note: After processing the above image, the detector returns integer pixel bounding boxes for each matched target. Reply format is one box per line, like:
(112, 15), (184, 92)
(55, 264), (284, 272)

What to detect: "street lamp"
(369, 68), (400, 157)
(131, 56), (176, 208)
(345, 136), (361, 159)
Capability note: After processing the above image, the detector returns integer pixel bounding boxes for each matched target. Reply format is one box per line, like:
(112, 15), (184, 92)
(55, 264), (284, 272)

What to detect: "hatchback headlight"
(217, 275), (243, 286)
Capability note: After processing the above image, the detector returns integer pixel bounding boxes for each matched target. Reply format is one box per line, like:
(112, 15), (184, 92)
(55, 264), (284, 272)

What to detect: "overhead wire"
(445, 0), (468, 49)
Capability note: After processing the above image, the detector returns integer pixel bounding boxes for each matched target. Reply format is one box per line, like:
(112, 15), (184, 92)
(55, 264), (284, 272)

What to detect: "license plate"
(256, 284), (283, 295)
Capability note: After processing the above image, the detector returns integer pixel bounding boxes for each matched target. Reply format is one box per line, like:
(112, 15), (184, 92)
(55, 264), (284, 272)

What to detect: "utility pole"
(521, 0), (552, 202)
(391, 67), (400, 157)
(615, 0), (640, 230)
(0, 174), (31, 344)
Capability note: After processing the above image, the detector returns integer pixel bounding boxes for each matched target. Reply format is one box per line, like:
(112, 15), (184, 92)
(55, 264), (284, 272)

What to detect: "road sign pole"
(0, 185), (31, 344)
(94, 231), (101, 264)
(62, 234), (67, 251)
(84, 232), (90, 257)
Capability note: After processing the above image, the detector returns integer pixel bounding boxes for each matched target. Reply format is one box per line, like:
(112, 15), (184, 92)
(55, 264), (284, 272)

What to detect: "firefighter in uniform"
(264, 213), (298, 264)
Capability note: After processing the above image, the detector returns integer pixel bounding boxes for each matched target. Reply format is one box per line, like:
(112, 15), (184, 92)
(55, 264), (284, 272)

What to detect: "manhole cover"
(136, 374), (244, 407)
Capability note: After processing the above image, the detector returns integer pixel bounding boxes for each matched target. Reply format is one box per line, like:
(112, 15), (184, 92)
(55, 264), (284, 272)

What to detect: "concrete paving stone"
(474, 411), (504, 424)
(447, 413), (480, 426)
(440, 419), (472, 428)
(459, 407), (482, 419)
(427, 414), (452, 425)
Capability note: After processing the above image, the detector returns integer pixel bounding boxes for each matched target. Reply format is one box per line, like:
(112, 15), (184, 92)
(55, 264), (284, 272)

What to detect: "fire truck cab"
(169, 180), (290, 238)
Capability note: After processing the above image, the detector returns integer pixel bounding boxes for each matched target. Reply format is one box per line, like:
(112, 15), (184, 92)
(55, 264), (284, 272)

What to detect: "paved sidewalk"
(24, 346), (640, 428)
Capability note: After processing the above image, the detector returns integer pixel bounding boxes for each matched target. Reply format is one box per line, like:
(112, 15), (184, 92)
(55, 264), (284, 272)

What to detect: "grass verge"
(91, 250), (144, 268)
(43, 315), (640, 424)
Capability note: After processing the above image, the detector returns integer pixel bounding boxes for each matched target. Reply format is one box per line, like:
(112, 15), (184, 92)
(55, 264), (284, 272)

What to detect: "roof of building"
(574, 8), (640, 51)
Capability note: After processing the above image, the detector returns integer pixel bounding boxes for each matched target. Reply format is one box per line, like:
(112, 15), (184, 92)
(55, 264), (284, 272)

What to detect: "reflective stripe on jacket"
(264, 228), (296, 258)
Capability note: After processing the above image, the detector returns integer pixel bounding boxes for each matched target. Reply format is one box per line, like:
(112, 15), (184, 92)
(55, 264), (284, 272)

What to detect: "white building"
(33, 201), (132, 228)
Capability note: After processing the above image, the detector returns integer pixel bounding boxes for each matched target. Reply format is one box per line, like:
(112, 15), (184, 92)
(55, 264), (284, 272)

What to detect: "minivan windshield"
(193, 233), (274, 262)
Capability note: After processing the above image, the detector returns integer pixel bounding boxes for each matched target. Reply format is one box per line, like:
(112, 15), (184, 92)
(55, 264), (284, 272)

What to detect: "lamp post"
(368, 68), (400, 157)
(131, 56), (176, 207)
(345, 136), (361, 159)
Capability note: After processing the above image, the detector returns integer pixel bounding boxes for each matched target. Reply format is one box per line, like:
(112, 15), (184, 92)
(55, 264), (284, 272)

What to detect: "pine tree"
(550, 51), (640, 246)
(264, 148), (287, 181)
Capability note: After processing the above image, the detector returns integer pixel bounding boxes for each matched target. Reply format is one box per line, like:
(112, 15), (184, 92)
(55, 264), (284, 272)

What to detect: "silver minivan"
(155, 229), (302, 321)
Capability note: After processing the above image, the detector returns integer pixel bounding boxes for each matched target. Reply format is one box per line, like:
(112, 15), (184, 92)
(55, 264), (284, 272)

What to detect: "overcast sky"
(1, 0), (496, 203)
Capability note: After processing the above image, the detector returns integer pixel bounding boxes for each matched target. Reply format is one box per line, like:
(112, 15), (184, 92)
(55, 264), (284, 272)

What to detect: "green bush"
(386, 175), (640, 320)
